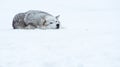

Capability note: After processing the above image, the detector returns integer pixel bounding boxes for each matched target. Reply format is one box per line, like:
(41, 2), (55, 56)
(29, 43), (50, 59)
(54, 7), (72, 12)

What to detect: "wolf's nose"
(56, 24), (60, 29)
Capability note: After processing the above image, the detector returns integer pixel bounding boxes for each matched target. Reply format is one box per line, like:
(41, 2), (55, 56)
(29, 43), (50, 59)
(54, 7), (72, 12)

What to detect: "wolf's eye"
(50, 22), (53, 24)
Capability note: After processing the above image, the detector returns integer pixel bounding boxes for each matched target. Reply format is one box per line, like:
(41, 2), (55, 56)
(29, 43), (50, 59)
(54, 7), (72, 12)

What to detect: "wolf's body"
(12, 10), (60, 29)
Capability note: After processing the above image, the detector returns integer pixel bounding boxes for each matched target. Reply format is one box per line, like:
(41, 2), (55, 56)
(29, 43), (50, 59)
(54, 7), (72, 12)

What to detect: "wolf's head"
(42, 15), (60, 29)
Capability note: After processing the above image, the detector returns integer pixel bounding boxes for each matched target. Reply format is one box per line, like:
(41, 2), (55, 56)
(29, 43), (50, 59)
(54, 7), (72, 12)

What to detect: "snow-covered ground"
(0, 0), (120, 67)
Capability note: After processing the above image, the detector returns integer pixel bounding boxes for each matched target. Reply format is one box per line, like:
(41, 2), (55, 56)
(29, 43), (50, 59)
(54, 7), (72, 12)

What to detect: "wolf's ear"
(42, 19), (46, 26)
(56, 15), (60, 19)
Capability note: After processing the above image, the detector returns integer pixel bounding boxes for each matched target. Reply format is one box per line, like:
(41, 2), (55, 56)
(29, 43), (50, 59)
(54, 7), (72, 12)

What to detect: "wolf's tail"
(12, 20), (16, 29)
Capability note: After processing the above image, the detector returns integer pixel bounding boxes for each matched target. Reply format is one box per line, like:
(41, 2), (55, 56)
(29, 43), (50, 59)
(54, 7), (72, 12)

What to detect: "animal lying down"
(12, 10), (60, 29)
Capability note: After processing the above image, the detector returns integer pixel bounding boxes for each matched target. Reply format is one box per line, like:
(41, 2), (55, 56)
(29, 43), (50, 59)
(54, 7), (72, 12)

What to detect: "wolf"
(12, 10), (60, 29)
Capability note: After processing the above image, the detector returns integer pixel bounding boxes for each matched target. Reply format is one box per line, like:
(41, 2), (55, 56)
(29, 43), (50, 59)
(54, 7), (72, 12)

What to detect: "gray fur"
(12, 10), (60, 29)
(12, 13), (26, 29)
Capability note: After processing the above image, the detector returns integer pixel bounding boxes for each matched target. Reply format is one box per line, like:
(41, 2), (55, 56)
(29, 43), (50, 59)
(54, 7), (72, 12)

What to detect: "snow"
(0, 0), (120, 67)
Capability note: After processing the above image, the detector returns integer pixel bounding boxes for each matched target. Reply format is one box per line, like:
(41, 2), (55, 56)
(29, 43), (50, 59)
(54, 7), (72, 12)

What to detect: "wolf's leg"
(25, 23), (37, 29)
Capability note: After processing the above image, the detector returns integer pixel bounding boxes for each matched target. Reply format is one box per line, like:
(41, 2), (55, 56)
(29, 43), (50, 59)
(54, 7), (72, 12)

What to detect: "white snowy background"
(0, 0), (120, 67)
